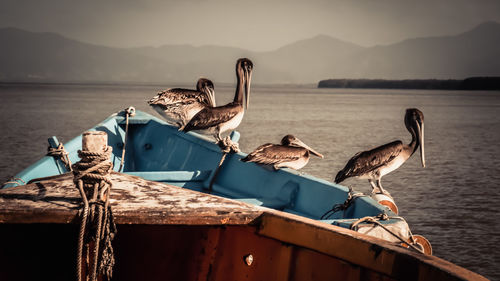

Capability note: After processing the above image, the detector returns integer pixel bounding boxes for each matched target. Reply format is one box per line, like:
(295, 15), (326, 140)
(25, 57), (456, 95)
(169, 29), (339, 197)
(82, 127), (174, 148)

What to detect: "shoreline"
(2, 78), (500, 91)
(318, 77), (500, 91)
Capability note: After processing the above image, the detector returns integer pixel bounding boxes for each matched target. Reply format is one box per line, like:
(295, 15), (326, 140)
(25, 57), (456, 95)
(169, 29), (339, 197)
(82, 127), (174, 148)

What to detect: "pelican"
(148, 78), (216, 127)
(181, 58), (253, 142)
(242, 135), (324, 170)
(334, 108), (425, 195)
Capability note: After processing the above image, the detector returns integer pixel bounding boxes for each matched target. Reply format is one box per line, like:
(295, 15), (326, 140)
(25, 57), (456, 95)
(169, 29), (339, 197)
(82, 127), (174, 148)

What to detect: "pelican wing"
(182, 103), (241, 132)
(149, 88), (211, 106)
(242, 144), (302, 165)
(154, 97), (200, 111)
(335, 140), (403, 183)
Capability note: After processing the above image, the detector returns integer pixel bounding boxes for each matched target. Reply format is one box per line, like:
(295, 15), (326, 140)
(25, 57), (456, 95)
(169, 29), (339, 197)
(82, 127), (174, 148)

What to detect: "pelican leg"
(214, 132), (222, 143)
(376, 179), (391, 196)
(368, 179), (381, 194)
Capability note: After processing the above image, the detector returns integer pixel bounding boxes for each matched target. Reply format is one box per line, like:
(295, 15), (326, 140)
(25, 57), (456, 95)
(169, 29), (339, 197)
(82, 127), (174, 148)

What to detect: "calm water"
(1, 83), (500, 280)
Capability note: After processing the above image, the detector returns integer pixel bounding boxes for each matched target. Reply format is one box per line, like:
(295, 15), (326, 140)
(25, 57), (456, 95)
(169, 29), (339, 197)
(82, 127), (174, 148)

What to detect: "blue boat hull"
(3, 110), (401, 233)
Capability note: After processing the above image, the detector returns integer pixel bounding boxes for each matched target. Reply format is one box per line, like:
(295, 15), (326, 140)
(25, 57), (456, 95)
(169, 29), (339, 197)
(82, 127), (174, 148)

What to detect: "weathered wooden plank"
(289, 247), (373, 281)
(0, 172), (263, 225)
(257, 212), (488, 281)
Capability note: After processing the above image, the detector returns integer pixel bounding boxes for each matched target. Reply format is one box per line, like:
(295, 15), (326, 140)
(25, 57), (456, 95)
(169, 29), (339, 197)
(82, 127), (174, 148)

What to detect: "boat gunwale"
(256, 209), (487, 281)
(0, 172), (487, 281)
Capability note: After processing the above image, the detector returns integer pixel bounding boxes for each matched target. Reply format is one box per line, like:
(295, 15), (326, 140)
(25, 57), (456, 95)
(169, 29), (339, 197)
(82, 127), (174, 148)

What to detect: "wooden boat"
(0, 172), (486, 281)
(0, 109), (487, 280)
(3, 109), (411, 240)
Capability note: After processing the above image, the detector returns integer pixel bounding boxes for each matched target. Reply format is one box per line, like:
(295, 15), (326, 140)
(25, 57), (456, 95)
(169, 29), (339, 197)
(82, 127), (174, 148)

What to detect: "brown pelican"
(242, 135), (324, 170)
(181, 58), (253, 142)
(148, 78), (216, 127)
(334, 108), (425, 195)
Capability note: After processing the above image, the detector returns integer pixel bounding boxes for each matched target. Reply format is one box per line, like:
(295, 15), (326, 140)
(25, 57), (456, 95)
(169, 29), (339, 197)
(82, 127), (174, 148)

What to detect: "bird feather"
(242, 144), (304, 165)
(335, 140), (403, 183)
(182, 103), (242, 132)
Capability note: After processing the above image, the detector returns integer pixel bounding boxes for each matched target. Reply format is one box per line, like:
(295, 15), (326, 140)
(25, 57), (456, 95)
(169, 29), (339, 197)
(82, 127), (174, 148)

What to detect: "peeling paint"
(0, 172), (264, 225)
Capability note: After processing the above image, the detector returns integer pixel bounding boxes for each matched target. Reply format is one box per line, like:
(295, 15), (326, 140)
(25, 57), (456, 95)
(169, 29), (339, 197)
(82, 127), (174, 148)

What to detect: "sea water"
(1, 82), (499, 279)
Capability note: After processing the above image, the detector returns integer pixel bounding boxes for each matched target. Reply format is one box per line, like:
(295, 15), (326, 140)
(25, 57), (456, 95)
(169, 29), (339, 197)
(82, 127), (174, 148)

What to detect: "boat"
(2, 108), (414, 243)
(0, 108), (487, 280)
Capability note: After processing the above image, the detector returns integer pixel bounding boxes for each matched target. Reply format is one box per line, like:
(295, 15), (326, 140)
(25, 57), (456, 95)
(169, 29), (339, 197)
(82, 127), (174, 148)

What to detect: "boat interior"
(10, 110), (397, 227)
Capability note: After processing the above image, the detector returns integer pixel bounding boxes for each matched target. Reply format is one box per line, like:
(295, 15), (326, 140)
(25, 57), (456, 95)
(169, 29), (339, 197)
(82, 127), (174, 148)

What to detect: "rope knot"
(47, 142), (66, 156)
(72, 146), (113, 186)
(320, 188), (366, 220)
(124, 106), (136, 117)
(217, 136), (240, 154)
(47, 142), (73, 171)
(1, 177), (26, 188)
(377, 213), (389, 221)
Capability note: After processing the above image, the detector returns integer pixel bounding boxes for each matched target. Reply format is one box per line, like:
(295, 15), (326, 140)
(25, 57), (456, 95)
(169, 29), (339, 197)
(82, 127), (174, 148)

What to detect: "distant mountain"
(127, 35), (364, 83)
(258, 35), (365, 82)
(1, 22), (500, 83)
(128, 44), (253, 82)
(330, 21), (500, 79)
(0, 27), (174, 82)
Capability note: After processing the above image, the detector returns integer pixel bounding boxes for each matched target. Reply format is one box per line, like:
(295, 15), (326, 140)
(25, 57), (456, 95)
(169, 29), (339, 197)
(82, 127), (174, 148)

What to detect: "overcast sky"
(1, 0), (500, 51)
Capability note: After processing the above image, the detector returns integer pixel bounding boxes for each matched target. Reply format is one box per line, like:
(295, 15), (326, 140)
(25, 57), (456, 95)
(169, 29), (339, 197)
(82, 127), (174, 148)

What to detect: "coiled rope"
(118, 106), (136, 173)
(350, 213), (425, 254)
(72, 146), (116, 281)
(207, 136), (240, 193)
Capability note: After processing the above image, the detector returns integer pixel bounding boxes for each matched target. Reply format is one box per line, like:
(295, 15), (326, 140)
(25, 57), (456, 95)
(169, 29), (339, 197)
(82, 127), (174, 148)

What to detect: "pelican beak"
(416, 120), (425, 167)
(294, 139), (324, 158)
(204, 85), (216, 107)
(244, 68), (252, 109)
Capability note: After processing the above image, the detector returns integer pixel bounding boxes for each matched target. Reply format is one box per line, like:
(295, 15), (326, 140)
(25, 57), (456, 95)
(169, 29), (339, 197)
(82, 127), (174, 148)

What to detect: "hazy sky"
(1, 0), (500, 51)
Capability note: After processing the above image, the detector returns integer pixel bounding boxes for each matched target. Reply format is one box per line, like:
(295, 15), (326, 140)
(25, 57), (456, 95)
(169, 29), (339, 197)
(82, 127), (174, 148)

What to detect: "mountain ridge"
(1, 22), (499, 83)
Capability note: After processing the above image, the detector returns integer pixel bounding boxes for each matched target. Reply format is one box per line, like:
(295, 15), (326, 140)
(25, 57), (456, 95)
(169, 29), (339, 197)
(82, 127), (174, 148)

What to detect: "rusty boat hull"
(0, 173), (486, 281)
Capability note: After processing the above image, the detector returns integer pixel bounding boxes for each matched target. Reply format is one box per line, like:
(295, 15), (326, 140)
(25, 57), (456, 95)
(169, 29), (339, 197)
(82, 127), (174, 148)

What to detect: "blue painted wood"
(47, 136), (60, 148)
(125, 170), (211, 182)
(3, 109), (396, 230)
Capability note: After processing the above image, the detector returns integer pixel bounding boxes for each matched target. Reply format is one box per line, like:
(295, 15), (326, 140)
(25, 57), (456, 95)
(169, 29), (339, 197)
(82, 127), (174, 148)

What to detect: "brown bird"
(181, 58), (253, 142)
(334, 108), (425, 195)
(148, 78), (216, 127)
(242, 135), (324, 170)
